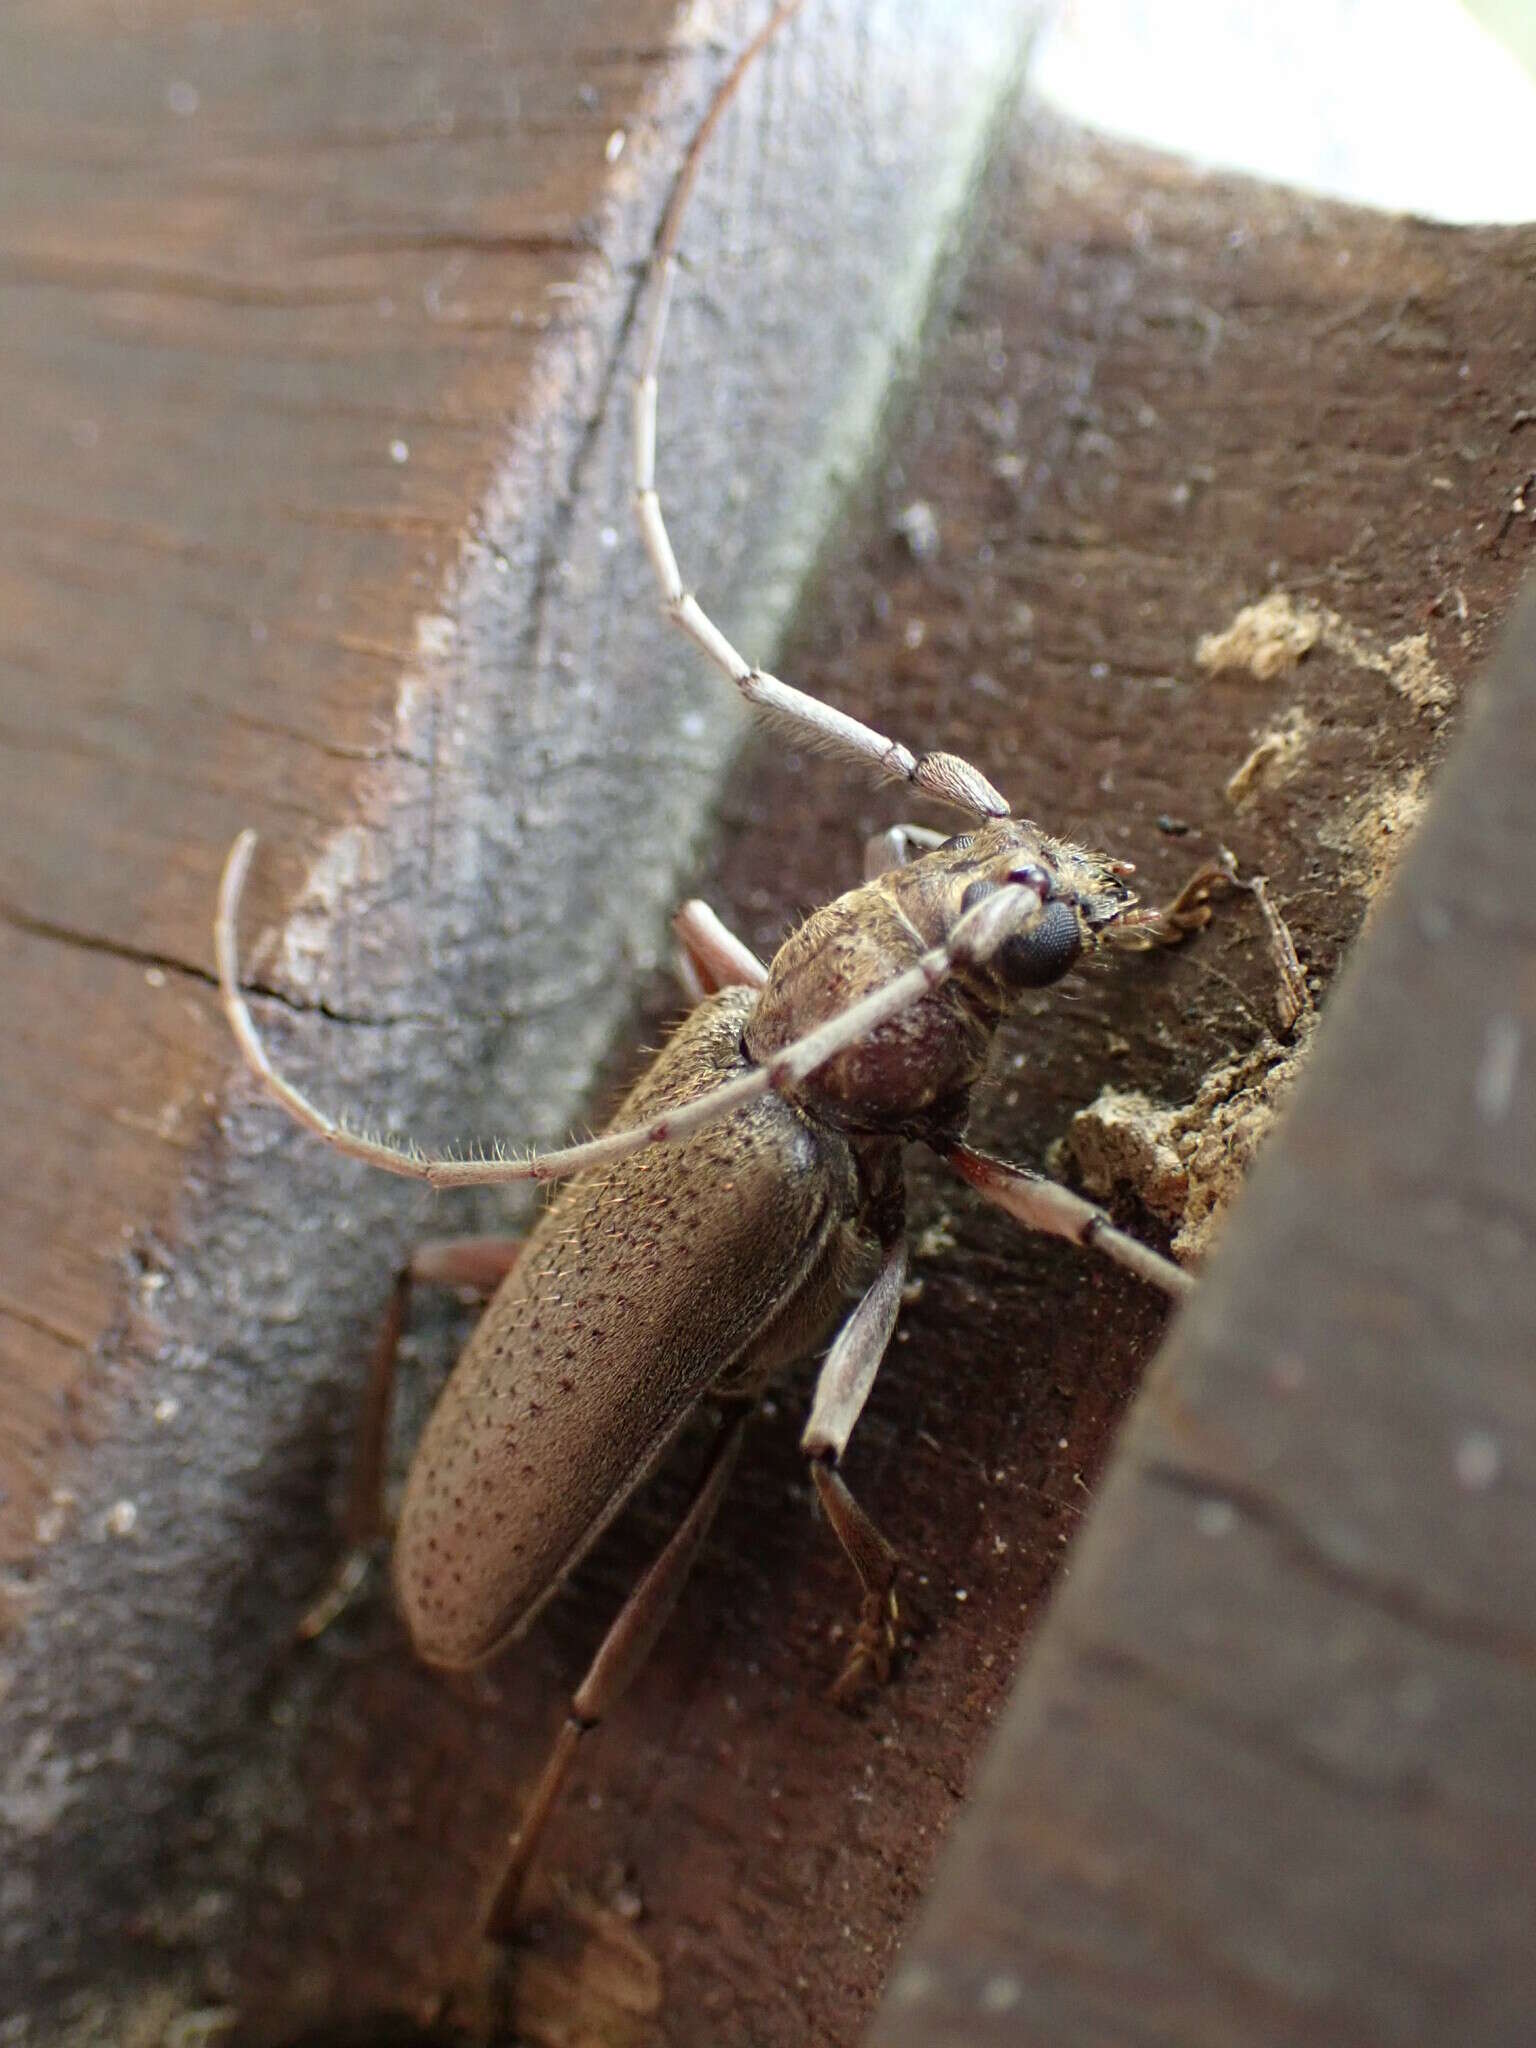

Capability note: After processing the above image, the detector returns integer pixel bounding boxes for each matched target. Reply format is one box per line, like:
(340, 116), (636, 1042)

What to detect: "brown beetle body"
(396, 985), (892, 1671)
(394, 817), (1131, 1672)
(218, 793), (1222, 1935)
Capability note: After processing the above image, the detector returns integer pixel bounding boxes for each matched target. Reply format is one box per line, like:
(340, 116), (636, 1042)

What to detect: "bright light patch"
(1033, 0), (1536, 222)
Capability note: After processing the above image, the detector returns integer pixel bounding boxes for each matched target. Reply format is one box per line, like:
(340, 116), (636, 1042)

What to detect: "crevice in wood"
(0, 898), (221, 990)
(1142, 1459), (1536, 1669)
(0, 252), (382, 308)
(0, 1293), (93, 1357)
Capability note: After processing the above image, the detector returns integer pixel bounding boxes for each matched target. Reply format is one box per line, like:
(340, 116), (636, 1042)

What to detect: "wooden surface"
(871, 600), (1536, 2048)
(1, 0), (661, 1559)
(5, 4), (1536, 2042)
(859, 125), (1536, 2048)
(237, 118), (1532, 2046)
(0, 0), (1025, 1569)
(0, 0), (1036, 2037)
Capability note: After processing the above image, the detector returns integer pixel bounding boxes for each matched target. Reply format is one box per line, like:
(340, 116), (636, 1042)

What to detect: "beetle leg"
(1223, 867), (1311, 1036)
(672, 896), (768, 995)
(477, 1409), (748, 1940)
(1107, 850), (1309, 1037)
(812, 1465), (902, 1705)
(943, 1142), (1193, 1301)
(1104, 851), (1236, 948)
(801, 1234), (909, 1466)
(799, 1225), (908, 1701)
(862, 822), (948, 880)
(298, 1235), (525, 1642)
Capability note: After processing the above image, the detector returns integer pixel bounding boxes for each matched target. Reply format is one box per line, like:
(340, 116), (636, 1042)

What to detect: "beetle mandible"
(215, 0), (1240, 1943)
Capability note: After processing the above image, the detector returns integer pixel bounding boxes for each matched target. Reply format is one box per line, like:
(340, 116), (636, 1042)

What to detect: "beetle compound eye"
(960, 877), (1001, 915)
(995, 899), (1083, 988)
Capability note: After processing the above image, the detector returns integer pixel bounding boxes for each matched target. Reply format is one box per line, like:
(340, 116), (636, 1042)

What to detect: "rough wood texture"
(231, 119), (1532, 2046)
(0, 0), (1034, 2037)
(5, 12), (1534, 2043)
(2, 0), (668, 1567)
(871, 554), (1536, 2048)
(1, 0), (1023, 1579)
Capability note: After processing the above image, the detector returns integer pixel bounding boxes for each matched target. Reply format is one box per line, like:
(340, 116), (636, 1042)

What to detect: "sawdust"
(1196, 591), (1320, 679)
(1224, 705), (1314, 805)
(1059, 1024), (1314, 1263)
(1197, 590), (1453, 717)
(444, 1876), (664, 2048)
(1375, 632), (1452, 716)
(1070, 736), (1428, 1260)
(1319, 765), (1432, 901)
(913, 1212), (959, 1261)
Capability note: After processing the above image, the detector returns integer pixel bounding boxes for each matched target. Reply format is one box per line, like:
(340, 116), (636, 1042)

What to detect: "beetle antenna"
(629, 0), (1010, 823)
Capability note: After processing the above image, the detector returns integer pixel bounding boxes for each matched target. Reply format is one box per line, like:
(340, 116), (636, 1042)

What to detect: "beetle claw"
(829, 1586), (900, 1706)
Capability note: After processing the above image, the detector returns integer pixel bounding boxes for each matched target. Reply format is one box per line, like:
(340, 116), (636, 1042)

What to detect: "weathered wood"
(872, 566), (1536, 2048)
(862, 134), (1536, 2048)
(0, 0), (669, 1568)
(224, 117), (1535, 2044)
(6, 7), (1536, 2041)
(0, 0), (1035, 2037)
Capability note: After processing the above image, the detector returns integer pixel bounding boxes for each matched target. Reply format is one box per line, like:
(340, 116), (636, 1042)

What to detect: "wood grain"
(0, 0), (678, 1569)
(0, 0), (1034, 2035)
(873, 596), (1536, 2048)
(238, 118), (1535, 2046)
(6, 3), (1533, 2039)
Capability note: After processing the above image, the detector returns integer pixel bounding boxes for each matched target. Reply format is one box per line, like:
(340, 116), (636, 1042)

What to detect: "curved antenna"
(217, 828), (1032, 1192)
(218, 833), (1189, 1301)
(630, 2), (1010, 822)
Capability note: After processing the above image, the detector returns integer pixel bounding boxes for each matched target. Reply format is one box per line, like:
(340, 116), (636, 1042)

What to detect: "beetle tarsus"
(829, 1584), (901, 1707)
(811, 1460), (902, 1704)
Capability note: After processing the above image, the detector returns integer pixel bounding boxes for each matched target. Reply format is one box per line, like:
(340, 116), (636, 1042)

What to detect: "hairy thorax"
(744, 884), (995, 1142)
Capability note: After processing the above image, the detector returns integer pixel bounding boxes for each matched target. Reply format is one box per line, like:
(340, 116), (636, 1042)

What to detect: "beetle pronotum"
(215, 0), (1248, 1951)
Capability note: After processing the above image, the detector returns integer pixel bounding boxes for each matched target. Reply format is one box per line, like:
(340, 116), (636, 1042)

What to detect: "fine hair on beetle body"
(213, 0), (1282, 1968)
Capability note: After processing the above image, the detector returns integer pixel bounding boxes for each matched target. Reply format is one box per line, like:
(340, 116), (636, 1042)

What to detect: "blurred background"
(1035, 0), (1536, 221)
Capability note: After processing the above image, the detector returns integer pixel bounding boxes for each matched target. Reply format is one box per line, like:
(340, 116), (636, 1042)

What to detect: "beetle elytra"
(215, 0), (1262, 1955)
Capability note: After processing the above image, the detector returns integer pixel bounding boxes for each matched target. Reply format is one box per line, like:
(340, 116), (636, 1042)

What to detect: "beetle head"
(929, 818), (1140, 993)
